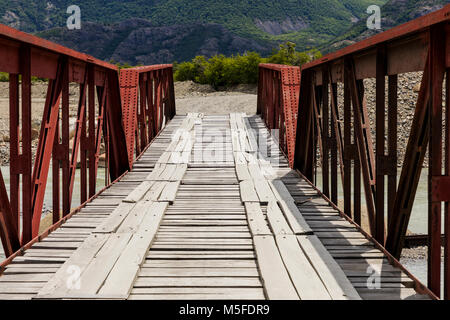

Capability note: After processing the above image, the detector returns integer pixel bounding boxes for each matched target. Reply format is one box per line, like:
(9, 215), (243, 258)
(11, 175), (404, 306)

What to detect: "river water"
(0, 166), (106, 260)
(314, 168), (433, 234)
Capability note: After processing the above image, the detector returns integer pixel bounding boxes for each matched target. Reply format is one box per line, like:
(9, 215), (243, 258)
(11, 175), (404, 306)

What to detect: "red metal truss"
(0, 22), (175, 258)
(119, 65), (176, 167)
(257, 63), (301, 167)
(289, 5), (450, 298)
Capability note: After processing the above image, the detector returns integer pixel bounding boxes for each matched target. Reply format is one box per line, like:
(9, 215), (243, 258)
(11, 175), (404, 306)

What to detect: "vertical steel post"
(322, 69), (330, 198)
(343, 68), (352, 219)
(387, 75), (398, 226)
(88, 65), (96, 198)
(9, 74), (20, 232)
(20, 46), (32, 244)
(428, 24), (446, 298)
(375, 46), (387, 243)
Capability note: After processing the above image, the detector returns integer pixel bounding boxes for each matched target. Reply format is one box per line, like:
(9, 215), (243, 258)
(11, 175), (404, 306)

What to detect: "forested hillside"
(0, 0), (447, 63)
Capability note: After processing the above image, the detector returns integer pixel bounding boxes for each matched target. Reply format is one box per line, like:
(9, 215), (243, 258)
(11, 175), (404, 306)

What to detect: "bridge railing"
(257, 63), (300, 167)
(0, 24), (175, 258)
(290, 6), (450, 299)
(120, 65), (176, 166)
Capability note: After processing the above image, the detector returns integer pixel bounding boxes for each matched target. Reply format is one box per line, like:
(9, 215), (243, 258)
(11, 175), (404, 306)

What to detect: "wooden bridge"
(1, 6), (450, 300)
(0, 113), (433, 300)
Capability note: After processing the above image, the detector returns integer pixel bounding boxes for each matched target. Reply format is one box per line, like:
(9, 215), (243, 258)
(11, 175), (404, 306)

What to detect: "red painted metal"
(295, 169), (439, 300)
(258, 63), (300, 167)
(301, 5), (450, 71)
(30, 57), (66, 237)
(288, 6), (450, 298)
(0, 23), (176, 258)
(428, 23), (446, 297)
(119, 65), (175, 167)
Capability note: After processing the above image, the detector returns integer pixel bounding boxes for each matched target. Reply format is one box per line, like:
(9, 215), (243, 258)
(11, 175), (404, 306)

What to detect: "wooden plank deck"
(0, 113), (432, 300)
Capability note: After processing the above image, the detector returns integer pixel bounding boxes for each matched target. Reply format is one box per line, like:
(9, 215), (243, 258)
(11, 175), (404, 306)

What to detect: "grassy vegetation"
(0, 72), (47, 82)
(174, 42), (321, 88)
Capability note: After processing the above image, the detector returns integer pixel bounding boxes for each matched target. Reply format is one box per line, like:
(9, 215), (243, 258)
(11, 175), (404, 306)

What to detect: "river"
(0, 166), (106, 260)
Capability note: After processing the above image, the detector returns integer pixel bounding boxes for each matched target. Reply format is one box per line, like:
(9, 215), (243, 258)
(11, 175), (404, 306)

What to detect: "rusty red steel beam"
(0, 169), (129, 274)
(30, 57), (66, 238)
(302, 5), (450, 71)
(294, 70), (315, 181)
(428, 23), (447, 298)
(295, 169), (439, 301)
(290, 7), (450, 298)
(0, 23), (136, 255)
(345, 58), (377, 236)
(258, 63), (300, 167)
(328, 67), (345, 204)
(0, 24), (118, 72)
(119, 65), (175, 167)
(0, 22), (174, 257)
(385, 57), (431, 258)
(445, 69), (450, 300)
(0, 97), (172, 272)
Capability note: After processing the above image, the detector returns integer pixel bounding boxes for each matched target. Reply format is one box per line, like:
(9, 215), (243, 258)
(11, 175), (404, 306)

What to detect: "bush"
(175, 52), (263, 88)
(267, 42), (322, 66)
(0, 72), (8, 82)
(173, 42), (321, 88)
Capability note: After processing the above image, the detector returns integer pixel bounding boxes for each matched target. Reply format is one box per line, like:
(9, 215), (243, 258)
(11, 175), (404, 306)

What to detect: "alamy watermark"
(66, 265), (81, 290)
(366, 266), (381, 290)
(67, 5), (81, 30)
(169, 127), (281, 166)
(367, 5), (381, 30)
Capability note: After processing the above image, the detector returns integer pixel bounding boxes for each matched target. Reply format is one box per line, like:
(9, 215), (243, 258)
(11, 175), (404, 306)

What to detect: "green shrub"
(174, 56), (208, 83)
(267, 42), (322, 66)
(0, 72), (8, 82)
(173, 42), (321, 88)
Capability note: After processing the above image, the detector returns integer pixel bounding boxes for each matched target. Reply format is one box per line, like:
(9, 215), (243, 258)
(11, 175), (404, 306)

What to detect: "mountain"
(0, 0), (447, 64)
(326, 0), (450, 52)
(0, 0), (386, 63)
(37, 20), (271, 65)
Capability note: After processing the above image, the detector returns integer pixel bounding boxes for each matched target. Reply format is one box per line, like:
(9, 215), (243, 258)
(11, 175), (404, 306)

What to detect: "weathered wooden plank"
(266, 201), (292, 235)
(269, 180), (313, 235)
(64, 233), (133, 296)
(116, 201), (154, 233)
(158, 181), (181, 203)
(145, 163), (166, 181)
(123, 181), (154, 203)
(248, 164), (265, 180)
(143, 260), (257, 268)
(128, 292), (263, 300)
(94, 202), (136, 234)
(243, 202), (271, 236)
(239, 180), (259, 202)
(296, 235), (361, 300)
(253, 235), (299, 300)
(275, 235), (331, 300)
(234, 151), (246, 164)
(134, 277), (261, 287)
(159, 164), (177, 181)
(253, 179), (276, 203)
(143, 182), (167, 201)
(98, 202), (167, 297)
(129, 286), (264, 298)
(172, 164), (188, 181)
(236, 164), (251, 181)
(35, 234), (110, 298)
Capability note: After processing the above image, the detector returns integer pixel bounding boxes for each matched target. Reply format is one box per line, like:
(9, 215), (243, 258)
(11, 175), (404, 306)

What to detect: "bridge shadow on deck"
(245, 115), (428, 300)
(280, 175), (428, 300)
